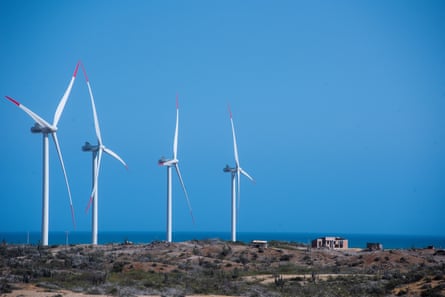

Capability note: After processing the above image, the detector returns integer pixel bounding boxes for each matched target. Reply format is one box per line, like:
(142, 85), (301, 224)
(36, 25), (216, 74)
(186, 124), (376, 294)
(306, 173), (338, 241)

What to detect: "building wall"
(311, 237), (348, 249)
(367, 242), (383, 250)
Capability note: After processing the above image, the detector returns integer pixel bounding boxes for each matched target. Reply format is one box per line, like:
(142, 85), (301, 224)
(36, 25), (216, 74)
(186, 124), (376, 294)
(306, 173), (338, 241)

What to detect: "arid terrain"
(1, 240), (444, 297)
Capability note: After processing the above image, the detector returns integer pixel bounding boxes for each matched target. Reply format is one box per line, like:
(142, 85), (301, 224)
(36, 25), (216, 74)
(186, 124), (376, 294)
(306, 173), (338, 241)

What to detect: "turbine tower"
(81, 63), (127, 245)
(158, 97), (194, 242)
(223, 105), (255, 242)
(4, 62), (80, 246)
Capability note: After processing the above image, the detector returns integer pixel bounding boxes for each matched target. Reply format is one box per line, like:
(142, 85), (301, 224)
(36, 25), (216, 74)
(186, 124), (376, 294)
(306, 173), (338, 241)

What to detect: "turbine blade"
(237, 170), (241, 212)
(86, 149), (103, 213)
(174, 164), (195, 224)
(173, 96), (179, 160)
(5, 96), (52, 128)
(103, 147), (128, 169)
(51, 133), (76, 229)
(53, 62), (80, 126)
(228, 105), (240, 167)
(85, 193), (94, 214)
(240, 168), (255, 183)
(81, 63), (103, 144)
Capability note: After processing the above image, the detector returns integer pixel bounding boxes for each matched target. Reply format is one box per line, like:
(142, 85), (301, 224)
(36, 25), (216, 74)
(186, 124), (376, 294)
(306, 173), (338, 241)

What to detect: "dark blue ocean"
(0, 231), (444, 249)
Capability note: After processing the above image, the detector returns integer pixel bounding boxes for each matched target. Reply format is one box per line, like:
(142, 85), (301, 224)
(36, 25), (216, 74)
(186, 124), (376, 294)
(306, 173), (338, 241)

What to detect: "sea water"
(0, 231), (444, 249)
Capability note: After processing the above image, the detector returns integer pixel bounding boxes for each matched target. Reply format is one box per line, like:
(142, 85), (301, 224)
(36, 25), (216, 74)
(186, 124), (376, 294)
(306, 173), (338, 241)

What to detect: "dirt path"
(243, 273), (372, 284)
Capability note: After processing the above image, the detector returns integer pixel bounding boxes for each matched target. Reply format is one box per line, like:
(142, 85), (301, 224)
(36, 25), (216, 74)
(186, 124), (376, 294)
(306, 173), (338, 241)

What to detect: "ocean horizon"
(1, 231), (443, 249)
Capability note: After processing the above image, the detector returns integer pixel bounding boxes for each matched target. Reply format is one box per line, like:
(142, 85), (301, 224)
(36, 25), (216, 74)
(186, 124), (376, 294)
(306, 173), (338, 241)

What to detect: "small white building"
(251, 240), (268, 249)
(312, 236), (348, 249)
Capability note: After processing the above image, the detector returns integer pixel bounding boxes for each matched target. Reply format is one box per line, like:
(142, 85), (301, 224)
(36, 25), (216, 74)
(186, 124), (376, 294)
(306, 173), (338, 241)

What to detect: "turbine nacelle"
(158, 157), (178, 167)
(223, 165), (236, 173)
(30, 123), (56, 134)
(82, 141), (100, 152)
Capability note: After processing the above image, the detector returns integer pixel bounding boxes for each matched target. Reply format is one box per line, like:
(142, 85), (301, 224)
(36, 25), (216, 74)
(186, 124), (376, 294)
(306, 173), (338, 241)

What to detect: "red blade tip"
(70, 205), (76, 229)
(5, 96), (20, 106)
(228, 104), (233, 118)
(80, 62), (89, 82)
(85, 196), (93, 213)
(73, 62), (80, 78)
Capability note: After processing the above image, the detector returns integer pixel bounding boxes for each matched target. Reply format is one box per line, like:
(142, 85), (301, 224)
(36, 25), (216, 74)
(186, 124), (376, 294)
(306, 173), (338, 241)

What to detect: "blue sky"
(1, 0), (444, 237)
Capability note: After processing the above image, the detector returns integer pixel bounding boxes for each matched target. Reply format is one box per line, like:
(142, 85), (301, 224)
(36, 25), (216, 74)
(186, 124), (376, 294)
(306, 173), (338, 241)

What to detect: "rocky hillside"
(1, 240), (444, 296)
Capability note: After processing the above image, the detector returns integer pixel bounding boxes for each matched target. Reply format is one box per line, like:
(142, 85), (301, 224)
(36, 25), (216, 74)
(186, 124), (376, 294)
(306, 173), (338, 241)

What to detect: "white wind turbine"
(158, 97), (194, 242)
(223, 105), (255, 242)
(80, 63), (128, 245)
(4, 62), (79, 246)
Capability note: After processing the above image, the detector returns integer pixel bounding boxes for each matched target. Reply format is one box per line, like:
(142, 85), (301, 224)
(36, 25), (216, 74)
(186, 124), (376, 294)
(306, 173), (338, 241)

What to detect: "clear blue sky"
(1, 0), (444, 236)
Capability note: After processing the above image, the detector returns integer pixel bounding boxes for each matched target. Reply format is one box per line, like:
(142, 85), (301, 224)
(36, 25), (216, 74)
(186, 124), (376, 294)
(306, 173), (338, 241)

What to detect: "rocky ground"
(0, 240), (444, 297)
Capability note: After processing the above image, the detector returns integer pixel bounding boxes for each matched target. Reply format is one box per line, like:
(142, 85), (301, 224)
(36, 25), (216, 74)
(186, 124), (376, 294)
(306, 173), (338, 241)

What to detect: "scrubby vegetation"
(0, 240), (444, 296)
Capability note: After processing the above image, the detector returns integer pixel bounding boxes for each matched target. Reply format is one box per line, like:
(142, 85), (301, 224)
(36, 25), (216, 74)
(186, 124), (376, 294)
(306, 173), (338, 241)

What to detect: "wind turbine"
(80, 63), (128, 245)
(223, 105), (255, 242)
(158, 97), (194, 242)
(4, 62), (79, 246)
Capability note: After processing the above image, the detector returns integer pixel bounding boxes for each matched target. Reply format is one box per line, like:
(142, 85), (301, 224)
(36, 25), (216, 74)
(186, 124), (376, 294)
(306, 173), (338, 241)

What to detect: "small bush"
(433, 273), (443, 281)
(111, 261), (126, 273)
(280, 254), (292, 261)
